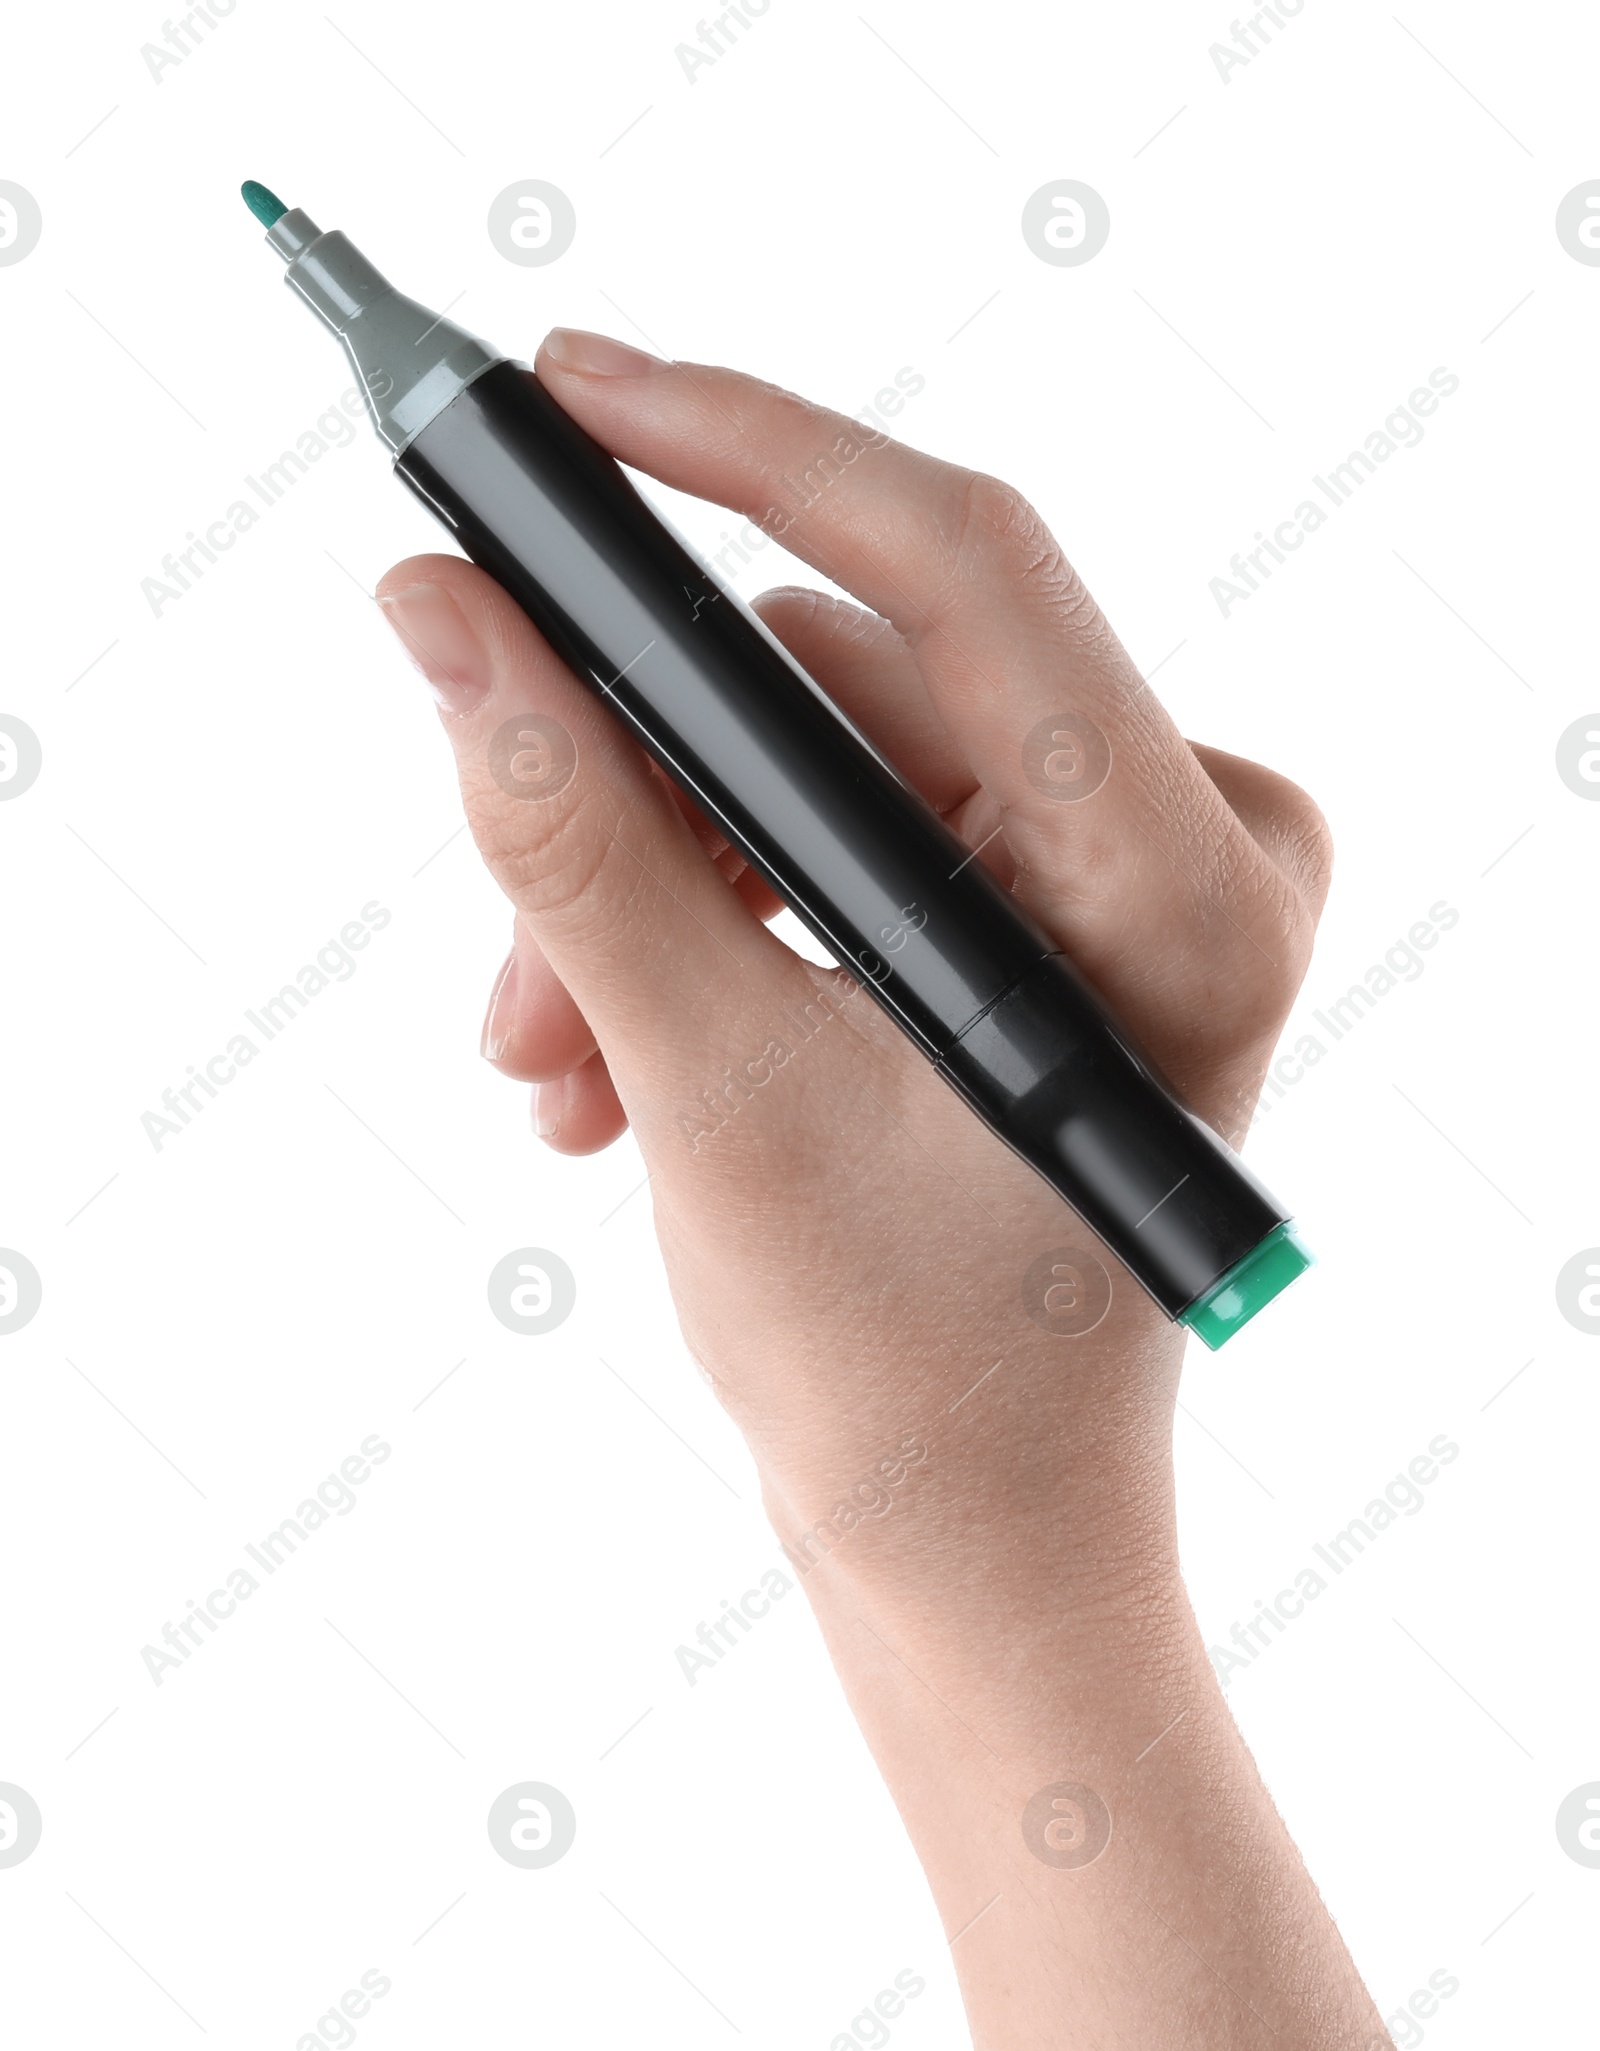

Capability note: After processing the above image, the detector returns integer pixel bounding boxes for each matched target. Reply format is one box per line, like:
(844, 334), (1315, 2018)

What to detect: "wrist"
(756, 1330), (1189, 1665)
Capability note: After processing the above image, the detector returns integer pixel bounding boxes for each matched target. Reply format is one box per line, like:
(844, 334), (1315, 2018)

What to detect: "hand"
(376, 328), (1380, 2050)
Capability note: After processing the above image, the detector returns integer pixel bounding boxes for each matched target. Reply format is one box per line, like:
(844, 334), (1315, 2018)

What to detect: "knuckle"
(1228, 761), (1336, 909)
(750, 585), (824, 638)
(464, 771), (621, 925)
(950, 472), (1101, 626)
(1156, 816), (1323, 1041)
(1234, 857), (1320, 1017)
(954, 470), (1046, 563)
(726, 380), (870, 517)
(1277, 782), (1336, 901)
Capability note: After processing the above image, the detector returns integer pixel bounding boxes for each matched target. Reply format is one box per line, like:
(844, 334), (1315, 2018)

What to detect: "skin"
(376, 327), (1389, 2050)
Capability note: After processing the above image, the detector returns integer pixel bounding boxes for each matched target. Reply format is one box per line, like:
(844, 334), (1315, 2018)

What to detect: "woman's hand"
(376, 329), (1381, 2050)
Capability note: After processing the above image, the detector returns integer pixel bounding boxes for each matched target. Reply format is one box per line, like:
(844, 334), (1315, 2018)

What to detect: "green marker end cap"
(241, 180), (288, 228)
(1179, 1223), (1314, 1351)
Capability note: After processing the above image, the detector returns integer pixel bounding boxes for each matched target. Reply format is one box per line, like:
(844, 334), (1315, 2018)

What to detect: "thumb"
(376, 554), (787, 1086)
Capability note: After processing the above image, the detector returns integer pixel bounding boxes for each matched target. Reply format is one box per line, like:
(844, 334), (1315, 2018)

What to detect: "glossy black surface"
(399, 362), (1290, 1316)
(938, 955), (1285, 1313)
(401, 364), (1054, 1054)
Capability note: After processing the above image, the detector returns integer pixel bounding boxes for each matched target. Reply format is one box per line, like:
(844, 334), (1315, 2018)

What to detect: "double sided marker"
(241, 182), (1312, 1347)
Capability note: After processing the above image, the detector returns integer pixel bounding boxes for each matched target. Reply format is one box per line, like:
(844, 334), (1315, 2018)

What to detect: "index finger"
(531, 329), (1223, 851)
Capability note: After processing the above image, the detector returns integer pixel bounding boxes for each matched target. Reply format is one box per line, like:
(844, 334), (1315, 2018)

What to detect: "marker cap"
(1178, 1223), (1314, 1351)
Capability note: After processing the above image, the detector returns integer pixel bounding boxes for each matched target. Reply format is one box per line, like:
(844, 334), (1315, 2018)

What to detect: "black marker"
(241, 182), (1311, 1348)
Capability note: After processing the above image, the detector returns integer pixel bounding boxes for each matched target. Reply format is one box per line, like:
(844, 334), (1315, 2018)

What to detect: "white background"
(2, 0), (1596, 2043)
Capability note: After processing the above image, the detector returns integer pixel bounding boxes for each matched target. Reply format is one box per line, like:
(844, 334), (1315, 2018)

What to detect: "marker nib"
(240, 180), (288, 228)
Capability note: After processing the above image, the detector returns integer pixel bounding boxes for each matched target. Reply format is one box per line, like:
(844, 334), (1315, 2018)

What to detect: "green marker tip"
(240, 181), (288, 228)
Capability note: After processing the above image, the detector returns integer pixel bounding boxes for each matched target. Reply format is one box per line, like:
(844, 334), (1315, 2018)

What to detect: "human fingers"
(533, 335), (1308, 1084)
(375, 554), (808, 1112)
(480, 920), (596, 1083)
(530, 1049), (628, 1156)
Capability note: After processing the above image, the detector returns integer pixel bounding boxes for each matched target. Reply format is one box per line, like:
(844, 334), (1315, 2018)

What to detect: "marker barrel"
(396, 363), (1295, 1326)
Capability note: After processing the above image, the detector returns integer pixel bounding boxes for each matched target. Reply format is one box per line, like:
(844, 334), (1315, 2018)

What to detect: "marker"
(242, 184), (1312, 1348)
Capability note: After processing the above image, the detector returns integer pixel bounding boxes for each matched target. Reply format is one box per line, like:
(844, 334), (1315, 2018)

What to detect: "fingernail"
(532, 1078), (563, 1139)
(481, 949), (517, 1063)
(541, 327), (667, 378)
(378, 582), (490, 714)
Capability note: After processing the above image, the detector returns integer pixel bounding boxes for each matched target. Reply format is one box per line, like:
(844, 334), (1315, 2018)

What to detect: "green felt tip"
(1178, 1223), (1314, 1351)
(240, 180), (288, 228)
